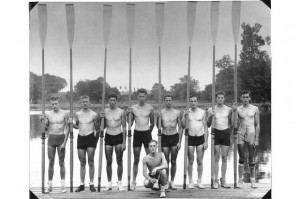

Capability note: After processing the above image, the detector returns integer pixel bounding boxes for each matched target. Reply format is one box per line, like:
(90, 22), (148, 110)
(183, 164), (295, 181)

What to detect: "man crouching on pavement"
(143, 139), (168, 198)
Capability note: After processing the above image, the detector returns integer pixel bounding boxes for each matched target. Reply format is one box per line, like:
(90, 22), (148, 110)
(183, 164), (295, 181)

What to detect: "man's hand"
(149, 177), (157, 184)
(183, 108), (189, 116)
(121, 143), (126, 151)
(99, 112), (105, 118)
(207, 109), (214, 117)
(68, 118), (73, 124)
(127, 107), (132, 114)
(40, 114), (47, 122)
(231, 102), (238, 112)
(203, 142), (208, 150)
(176, 142), (181, 151)
(151, 168), (158, 176)
(254, 140), (259, 146)
(59, 142), (66, 151)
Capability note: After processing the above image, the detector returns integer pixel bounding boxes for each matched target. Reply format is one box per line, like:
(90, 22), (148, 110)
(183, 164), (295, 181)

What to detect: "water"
(29, 107), (271, 187)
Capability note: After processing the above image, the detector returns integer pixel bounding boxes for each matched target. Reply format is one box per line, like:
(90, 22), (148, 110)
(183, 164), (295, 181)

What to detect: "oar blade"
(187, 1), (197, 45)
(210, 1), (220, 45)
(126, 4), (136, 47)
(65, 4), (75, 48)
(38, 4), (47, 48)
(155, 3), (164, 46)
(232, 1), (241, 44)
(103, 4), (112, 47)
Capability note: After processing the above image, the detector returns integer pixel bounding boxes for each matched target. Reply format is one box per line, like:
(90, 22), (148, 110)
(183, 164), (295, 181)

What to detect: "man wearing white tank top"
(182, 95), (208, 189)
(207, 91), (234, 189)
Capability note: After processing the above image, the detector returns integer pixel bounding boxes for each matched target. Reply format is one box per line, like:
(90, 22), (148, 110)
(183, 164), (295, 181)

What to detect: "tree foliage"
(170, 75), (200, 101)
(149, 83), (167, 101)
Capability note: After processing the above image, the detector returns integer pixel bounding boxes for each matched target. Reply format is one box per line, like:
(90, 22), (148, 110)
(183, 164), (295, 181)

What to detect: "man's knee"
(171, 159), (176, 167)
(80, 159), (86, 167)
(59, 160), (65, 167)
(215, 155), (220, 162)
(49, 159), (55, 167)
(160, 169), (167, 176)
(144, 179), (153, 188)
(134, 157), (140, 165)
(88, 159), (94, 167)
(117, 158), (123, 166)
(221, 156), (227, 163)
(197, 158), (203, 166)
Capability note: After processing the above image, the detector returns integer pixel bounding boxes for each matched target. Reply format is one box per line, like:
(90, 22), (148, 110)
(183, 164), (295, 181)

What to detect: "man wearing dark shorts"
(40, 96), (70, 193)
(158, 93), (182, 189)
(100, 93), (126, 191)
(73, 95), (99, 192)
(207, 91), (234, 188)
(128, 88), (154, 190)
(143, 140), (168, 198)
(182, 95), (208, 189)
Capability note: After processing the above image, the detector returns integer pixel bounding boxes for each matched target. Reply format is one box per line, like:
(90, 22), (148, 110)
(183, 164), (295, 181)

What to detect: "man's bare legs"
(87, 147), (96, 184)
(196, 145), (205, 188)
(47, 146), (56, 183)
(105, 145), (113, 190)
(77, 149), (87, 185)
(57, 146), (66, 180)
(132, 146), (149, 189)
(187, 146), (195, 188)
(115, 144), (123, 182)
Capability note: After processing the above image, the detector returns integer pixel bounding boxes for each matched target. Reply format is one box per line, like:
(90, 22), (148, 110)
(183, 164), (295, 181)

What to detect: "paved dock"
(31, 183), (271, 199)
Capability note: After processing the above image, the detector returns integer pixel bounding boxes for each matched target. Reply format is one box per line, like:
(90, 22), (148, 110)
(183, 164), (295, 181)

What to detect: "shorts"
(188, 135), (204, 146)
(48, 134), (65, 147)
(77, 133), (99, 149)
(162, 133), (179, 148)
(214, 128), (231, 146)
(133, 129), (152, 148)
(238, 128), (255, 144)
(105, 133), (123, 146)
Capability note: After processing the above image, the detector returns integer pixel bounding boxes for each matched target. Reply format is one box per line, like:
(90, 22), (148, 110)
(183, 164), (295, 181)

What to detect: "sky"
(29, 1), (271, 92)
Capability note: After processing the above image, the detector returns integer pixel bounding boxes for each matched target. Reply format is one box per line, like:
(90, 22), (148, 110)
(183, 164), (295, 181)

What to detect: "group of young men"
(40, 88), (260, 198)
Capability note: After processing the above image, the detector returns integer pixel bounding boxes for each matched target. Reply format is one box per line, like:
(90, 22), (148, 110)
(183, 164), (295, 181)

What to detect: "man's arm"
(143, 157), (152, 180)
(121, 110), (127, 151)
(202, 112), (209, 150)
(254, 107), (260, 145)
(177, 111), (183, 150)
(206, 108), (213, 128)
(153, 153), (168, 172)
(73, 113), (79, 129)
(126, 107), (134, 127)
(59, 112), (70, 150)
(93, 113), (100, 135)
(149, 108), (155, 132)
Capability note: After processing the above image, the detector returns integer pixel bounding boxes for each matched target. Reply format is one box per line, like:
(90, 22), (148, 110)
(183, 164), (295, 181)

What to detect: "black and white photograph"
(27, 1), (273, 198)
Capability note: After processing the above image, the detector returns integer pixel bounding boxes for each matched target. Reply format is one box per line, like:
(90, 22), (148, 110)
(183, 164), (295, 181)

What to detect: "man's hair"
(216, 90), (225, 97)
(137, 88), (147, 95)
(108, 93), (118, 100)
(164, 93), (173, 100)
(50, 95), (59, 102)
(148, 139), (158, 146)
(189, 95), (197, 100)
(241, 90), (251, 96)
(80, 95), (90, 100)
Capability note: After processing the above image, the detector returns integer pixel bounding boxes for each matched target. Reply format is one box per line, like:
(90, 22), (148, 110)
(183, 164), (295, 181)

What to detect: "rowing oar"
(209, 1), (220, 188)
(65, 4), (75, 192)
(183, 1), (197, 189)
(231, 1), (241, 189)
(126, 3), (135, 191)
(98, 4), (112, 192)
(37, 4), (47, 193)
(155, 3), (164, 153)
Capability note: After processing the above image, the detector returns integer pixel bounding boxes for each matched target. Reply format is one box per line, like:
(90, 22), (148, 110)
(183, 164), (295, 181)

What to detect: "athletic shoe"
(75, 185), (85, 192)
(131, 181), (136, 191)
(105, 182), (112, 191)
(165, 183), (169, 190)
(89, 184), (96, 192)
(212, 179), (219, 189)
(236, 180), (243, 189)
(197, 180), (205, 189)
(61, 185), (67, 193)
(160, 191), (166, 198)
(169, 181), (177, 190)
(117, 181), (125, 191)
(250, 178), (258, 188)
(220, 178), (231, 188)
(44, 182), (52, 193)
(153, 181), (160, 190)
(188, 182), (194, 189)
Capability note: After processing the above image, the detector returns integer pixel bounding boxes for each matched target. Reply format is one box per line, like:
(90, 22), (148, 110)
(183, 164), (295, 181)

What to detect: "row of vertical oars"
(37, 2), (242, 192)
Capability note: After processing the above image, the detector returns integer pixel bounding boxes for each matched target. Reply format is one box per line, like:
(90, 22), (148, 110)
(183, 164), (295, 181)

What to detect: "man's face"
(216, 94), (225, 105)
(138, 93), (146, 104)
(81, 98), (90, 109)
(148, 141), (157, 153)
(165, 96), (173, 108)
(51, 100), (59, 111)
(241, 93), (251, 105)
(109, 97), (117, 108)
(189, 97), (198, 109)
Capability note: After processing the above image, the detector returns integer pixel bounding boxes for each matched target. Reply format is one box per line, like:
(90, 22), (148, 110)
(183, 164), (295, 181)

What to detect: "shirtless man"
(207, 91), (233, 188)
(233, 90), (260, 188)
(158, 93), (182, 190)
(143, 139), (168, 198)
(182, 95), (208, 189)
(73, 95), (99, 192)
(40, 96), (70, 193)
(100, 93), (126, 191)
(128, 88), (154, 190)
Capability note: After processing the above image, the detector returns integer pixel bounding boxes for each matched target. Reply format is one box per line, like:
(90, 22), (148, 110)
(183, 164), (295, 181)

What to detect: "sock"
(238, 178), (243, 183)
(48, 181), (52, 185)
(61, 180), (65, 186)
(250, 178), (255, 183)
(80, 182), (84, 185)
(89, 182), (94, 185)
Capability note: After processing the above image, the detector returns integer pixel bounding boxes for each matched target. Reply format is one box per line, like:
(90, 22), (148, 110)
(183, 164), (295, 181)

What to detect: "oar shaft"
(69, 48), (74, 192)
(233, 43), (238, 188)
(211, 45), (216, 188)
(41, 48), (45, 193)
(127, 47), (132, 190)
(158, 46), (162, 152)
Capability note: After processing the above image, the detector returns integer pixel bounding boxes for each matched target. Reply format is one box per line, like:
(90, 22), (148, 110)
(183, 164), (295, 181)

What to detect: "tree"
(149, 83), (167, 101)
(170, 75), (200, 101)
(30, 72), (67, 103)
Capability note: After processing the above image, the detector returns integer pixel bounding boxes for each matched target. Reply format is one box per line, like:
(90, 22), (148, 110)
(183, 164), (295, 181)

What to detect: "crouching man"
(143, 139), (168, 198)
